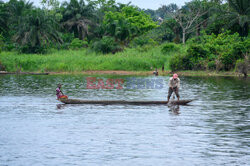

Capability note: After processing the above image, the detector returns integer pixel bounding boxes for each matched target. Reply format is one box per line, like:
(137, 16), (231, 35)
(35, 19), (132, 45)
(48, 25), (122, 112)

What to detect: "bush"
(203, 32), (246, 70)
(131, 36), (158, 47)
(219, 52), (235, 70)
(184, 31), (249, 71)
(184, 44), (209, 70)
(169, 54), (186, 71)
(62, 33), (74, 43)
(136, 45), (154, 52)
(169, 53), (208, 71)
(3, 43), (16, 51)
(54, 43), (70, 50)
(0, 34), (3, 53)
(69, 38), (88, 49)
(91, 36), (121, 54)
(208, 61), (216, 70)
(161, 43), (180, 54)
(187, 44), (208, 60)
(169, 32), (249, 71)
(235, 54), (249, 78)
(0, 62), (5, 71)
(173, 35), (180, 44)
(18, 44), (47, 54)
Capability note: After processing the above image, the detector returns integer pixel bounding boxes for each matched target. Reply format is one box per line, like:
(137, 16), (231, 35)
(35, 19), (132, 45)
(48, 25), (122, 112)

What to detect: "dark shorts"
(168, 87), (180, 98)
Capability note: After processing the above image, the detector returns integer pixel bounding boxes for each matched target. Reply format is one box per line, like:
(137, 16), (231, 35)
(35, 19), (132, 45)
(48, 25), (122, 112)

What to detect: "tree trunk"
(182, 30), (186, 44)
(242, 23), (248, 37)
(203, 19), (208, 29)
(196, 24), (201, 36)
(78, 27), (83, 40)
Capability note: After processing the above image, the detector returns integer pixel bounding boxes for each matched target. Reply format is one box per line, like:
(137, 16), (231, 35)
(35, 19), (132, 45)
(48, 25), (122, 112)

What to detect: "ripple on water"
(0, 75), (249, 165)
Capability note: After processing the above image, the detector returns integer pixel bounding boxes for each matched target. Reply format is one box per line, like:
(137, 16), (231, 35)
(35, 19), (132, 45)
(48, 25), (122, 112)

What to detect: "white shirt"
(168, 77), (180, 88)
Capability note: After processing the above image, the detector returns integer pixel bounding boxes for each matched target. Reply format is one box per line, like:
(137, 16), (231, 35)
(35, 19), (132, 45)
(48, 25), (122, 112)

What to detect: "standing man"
(167, 73), (180, 102)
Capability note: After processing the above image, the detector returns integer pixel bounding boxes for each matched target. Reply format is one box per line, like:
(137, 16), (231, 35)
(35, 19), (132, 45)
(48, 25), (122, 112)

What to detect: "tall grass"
(0, 45), (183, 72)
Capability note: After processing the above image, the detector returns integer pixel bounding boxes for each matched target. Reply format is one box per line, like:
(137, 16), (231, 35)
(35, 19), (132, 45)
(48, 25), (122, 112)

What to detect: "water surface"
(0, 75), (249, 166)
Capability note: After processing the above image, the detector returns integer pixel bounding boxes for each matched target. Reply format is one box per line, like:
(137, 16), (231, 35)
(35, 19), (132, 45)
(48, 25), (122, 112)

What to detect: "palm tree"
(226, 0), (249, 36)
(61, 0), (96, 40)
(14, 9), (62, 53)
(0, 1), (8, 34)
(7, 0), (33, 15)
(7, 0), (34, 25)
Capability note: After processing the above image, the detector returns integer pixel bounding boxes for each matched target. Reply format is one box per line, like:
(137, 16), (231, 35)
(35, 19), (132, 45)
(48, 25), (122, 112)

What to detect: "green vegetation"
(91, 36), (120, 54)
(161, 43), (180, 54)
(0, 0), (249, 75)
(169, 32), (249, 71)
(0, 46), (170, 72)
(103, 6), (157, 44)
(69, 38), (88, 49)
(235, 53), (249, 78)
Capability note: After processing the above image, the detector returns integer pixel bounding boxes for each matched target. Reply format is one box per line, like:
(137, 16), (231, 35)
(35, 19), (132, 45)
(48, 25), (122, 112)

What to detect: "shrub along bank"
(169, 32), (249, 72)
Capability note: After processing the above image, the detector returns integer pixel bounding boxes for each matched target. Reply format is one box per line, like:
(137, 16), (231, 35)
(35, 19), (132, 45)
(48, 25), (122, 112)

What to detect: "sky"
(2, 0), (190, 10)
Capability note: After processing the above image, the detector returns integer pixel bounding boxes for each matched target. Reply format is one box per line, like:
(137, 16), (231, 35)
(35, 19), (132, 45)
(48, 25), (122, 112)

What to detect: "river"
(0, 75), (249, 166)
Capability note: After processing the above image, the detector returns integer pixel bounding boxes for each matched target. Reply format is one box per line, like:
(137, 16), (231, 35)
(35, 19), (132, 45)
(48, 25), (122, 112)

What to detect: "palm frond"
(14, 9), (62, 48)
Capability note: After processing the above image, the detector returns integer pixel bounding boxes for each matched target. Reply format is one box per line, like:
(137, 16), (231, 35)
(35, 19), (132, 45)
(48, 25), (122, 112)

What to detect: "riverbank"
(50, 70), (246, 77)
(0, 47), (247, 78)
(0, 70), (245, 77)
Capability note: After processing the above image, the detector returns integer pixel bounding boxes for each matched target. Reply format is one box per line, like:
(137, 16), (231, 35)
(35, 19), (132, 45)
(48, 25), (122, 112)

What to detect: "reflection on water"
(56, 104), (67, 110)
(168, 105), (180, 115)
(0, 75), (249, 165)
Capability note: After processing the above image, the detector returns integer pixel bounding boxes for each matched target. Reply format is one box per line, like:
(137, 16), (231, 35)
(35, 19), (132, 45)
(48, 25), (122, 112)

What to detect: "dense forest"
(0, 0), (249, 74)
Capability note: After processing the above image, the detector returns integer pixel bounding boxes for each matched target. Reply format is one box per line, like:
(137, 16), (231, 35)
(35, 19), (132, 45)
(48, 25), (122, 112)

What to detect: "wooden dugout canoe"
(59, 99), (193, 105)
